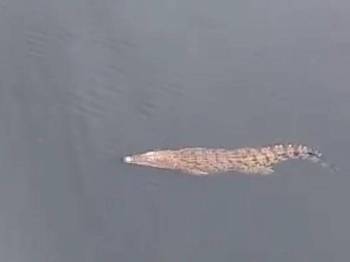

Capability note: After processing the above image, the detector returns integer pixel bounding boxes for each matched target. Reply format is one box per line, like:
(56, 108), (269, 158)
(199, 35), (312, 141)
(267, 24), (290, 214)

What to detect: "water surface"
(1, 0), (350, 261)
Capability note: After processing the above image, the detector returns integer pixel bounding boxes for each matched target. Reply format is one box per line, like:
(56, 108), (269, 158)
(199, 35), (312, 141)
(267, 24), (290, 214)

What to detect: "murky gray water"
(1, 0), (350, 261)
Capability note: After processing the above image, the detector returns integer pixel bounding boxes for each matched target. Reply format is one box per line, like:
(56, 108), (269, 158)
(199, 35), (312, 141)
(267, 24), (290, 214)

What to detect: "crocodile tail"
(306, 148), (338, 173)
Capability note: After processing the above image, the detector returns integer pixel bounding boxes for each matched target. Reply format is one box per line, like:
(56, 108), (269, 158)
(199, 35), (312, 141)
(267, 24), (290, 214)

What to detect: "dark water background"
(1, 0), (350, 261)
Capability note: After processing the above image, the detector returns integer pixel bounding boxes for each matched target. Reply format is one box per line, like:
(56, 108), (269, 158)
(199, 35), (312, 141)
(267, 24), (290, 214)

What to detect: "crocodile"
(123, 144), (336, 176)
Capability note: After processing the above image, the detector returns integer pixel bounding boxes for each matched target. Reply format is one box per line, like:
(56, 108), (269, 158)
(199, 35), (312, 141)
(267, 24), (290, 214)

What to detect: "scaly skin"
(123, 144), (335, 176)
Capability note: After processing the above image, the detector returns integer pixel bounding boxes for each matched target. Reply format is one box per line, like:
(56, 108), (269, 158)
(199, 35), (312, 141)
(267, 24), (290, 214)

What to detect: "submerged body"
(123, 144), (336, 176)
